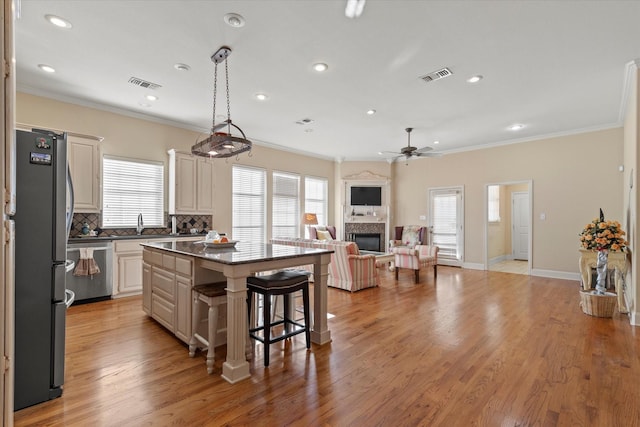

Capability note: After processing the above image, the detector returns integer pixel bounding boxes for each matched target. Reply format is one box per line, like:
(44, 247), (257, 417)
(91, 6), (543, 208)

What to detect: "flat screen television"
(350, 186), (382, 206)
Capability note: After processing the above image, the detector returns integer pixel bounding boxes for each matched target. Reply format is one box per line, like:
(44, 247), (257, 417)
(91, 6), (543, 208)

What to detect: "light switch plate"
(419, 215), (427, 220)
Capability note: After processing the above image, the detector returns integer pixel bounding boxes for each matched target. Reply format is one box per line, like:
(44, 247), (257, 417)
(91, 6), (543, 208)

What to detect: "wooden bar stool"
(247, 271), (311, 367)
(188, 281), (227, 374)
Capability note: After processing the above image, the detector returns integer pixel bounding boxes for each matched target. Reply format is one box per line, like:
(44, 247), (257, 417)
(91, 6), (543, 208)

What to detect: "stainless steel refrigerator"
(13, 129), (73, 410)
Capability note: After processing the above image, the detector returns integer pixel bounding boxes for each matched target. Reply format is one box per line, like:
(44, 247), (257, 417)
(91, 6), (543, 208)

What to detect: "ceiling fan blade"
(415, 146), (433, 153)
(415, 151), (443, 157)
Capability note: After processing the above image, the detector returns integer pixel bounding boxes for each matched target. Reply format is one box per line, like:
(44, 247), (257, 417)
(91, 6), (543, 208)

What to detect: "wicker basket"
(579, 290), (617, 317)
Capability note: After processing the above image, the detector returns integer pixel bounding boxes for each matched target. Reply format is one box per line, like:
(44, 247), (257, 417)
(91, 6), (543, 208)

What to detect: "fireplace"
(348, 233), (382, 252)
(344, 222), (386, 252)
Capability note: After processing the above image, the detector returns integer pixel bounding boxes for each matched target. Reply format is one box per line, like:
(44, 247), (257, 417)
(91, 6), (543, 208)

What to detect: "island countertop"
(141, 240), (333, 265)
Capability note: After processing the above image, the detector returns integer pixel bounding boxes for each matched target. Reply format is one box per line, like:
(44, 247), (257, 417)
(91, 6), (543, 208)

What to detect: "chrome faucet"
(137, 213), (144, 235)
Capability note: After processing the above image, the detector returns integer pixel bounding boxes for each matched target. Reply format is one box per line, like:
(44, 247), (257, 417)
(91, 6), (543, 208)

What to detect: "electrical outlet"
(419, 215), (427, 220)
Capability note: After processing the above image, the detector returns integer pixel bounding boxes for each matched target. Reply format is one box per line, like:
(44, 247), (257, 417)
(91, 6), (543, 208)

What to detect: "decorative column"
(221, 271), (251, 384)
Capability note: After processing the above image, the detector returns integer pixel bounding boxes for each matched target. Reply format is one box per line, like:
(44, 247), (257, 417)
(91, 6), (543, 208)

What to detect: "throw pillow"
(316, 230), (334, 241)
(401, 225), (422, 248)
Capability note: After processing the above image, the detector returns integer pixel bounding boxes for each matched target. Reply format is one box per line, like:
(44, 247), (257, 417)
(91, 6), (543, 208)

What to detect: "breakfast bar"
(141, 240), (334, 383)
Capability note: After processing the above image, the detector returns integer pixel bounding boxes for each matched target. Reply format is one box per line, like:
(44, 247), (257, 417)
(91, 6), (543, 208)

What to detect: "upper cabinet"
(68, 136), (101, 213)
(168, 149), (214, 215)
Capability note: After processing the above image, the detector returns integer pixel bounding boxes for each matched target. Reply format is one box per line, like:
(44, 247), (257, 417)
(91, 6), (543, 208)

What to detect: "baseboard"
(463, 262), (485, 270)
(530, 269), (580, 281)
(630, 310), (639, 326)
(488, 255), (508, 265)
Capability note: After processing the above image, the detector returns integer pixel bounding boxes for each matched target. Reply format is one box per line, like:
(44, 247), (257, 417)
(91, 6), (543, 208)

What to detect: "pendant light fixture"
(191, 46), (252, 159)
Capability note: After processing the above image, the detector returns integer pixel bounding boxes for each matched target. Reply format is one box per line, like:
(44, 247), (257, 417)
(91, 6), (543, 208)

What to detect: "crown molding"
(618, 59), (640, 124)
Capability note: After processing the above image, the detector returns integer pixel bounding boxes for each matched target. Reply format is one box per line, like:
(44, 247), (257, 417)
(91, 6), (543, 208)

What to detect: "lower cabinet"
(142, 246), (225, 345)
(175, 275), (192, 342)
(113, 240), (147, 298)
(114, 236), (201, 298)
(142, 262), (151, 314)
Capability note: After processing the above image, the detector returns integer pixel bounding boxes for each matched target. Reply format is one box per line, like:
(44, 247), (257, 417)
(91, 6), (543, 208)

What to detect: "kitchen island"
(141, 240), (333, 383)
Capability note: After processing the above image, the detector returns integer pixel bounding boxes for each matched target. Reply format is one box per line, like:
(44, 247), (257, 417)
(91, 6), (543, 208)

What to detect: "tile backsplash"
(70, 213), (213, 238)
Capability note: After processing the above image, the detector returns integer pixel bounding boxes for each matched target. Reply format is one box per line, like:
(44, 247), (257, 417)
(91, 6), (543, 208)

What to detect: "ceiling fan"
(381, 128), (441, 163)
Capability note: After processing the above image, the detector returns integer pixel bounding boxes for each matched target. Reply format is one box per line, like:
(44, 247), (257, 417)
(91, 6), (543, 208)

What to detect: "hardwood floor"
(14, 267), (640, 426)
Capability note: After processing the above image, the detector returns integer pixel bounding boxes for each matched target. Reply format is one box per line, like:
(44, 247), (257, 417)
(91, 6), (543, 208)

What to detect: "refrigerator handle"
(66, 165), (74, 238)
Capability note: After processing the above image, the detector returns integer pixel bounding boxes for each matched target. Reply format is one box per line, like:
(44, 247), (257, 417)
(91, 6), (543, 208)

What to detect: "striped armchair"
(393, 245), (439, 284)
(270, 238), (378, 292)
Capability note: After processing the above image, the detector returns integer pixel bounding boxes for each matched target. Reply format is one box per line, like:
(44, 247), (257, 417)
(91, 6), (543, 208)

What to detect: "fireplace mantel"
(341, 170), (391, 253)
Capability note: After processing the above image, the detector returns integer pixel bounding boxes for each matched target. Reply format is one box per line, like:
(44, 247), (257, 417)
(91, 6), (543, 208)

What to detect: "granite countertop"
(68, 233), (204, 244)
(142, 240), (334, 265)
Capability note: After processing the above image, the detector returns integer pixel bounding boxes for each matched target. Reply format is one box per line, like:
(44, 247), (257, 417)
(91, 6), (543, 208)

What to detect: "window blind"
(232, 165), (266, 243)
(102, 156), (164, 228)
(430, 189), (461, 261)
(272, 171), (300, 238)
(305, 177), (328, 226)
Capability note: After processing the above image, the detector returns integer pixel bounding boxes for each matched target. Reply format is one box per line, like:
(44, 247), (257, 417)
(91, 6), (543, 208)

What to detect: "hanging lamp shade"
(191, 46), (252, 159)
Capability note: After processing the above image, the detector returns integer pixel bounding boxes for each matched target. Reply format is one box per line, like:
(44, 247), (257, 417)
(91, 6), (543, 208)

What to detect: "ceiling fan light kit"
(191, 45), (252, 159)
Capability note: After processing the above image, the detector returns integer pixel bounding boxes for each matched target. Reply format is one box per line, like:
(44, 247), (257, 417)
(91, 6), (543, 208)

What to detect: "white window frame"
(272, 171), (300, 238)
(232, 165), (266, 243)
(102, 155), (164, 228)
(428, 186), (464, 267)
(488, 184), (501, 223)
(304, 176), (328, 227)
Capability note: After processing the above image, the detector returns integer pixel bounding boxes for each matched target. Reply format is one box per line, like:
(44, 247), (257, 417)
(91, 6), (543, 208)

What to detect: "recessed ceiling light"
(38, 64), (55, 73)
(366, 109), (376, 115)
(345, 0), (367, 18)
(508, 124), (525, 131)
(224, 13), (245, 28)
(174, 63), (191, 72)
(296, 118), (314, 125)
(145, 95), (158, 101)
(313, 63), (328, 72)
(254, 93), (268, 101)
(467, 75), (483, 83)
(433, 140), (440, 144)
(45, 14), (72, 29)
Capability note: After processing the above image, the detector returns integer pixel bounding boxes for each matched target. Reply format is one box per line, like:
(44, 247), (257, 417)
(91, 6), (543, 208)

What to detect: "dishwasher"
(66, 240), (113, 304)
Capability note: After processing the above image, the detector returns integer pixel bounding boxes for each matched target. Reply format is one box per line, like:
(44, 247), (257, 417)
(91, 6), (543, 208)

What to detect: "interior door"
(428, 187), (464, 267)
(512, 192), (529, 260)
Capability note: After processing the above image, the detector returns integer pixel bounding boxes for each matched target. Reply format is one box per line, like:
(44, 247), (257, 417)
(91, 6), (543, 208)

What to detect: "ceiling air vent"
(419, 67), (453, 83)
(128, 77), (162, 90)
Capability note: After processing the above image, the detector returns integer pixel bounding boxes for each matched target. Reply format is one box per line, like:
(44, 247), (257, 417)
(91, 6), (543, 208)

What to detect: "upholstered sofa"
(308, 225), (337, 240)
(270, 237), (378, 292)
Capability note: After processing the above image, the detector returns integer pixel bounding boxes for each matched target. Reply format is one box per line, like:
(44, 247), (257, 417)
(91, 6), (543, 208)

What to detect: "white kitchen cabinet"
(168, 149), (214, 215)
(175, 275), (192, 343)
(113, 235), (201, 298)
(142, 244), (224, 345)
(142, 262), (151, 314)
(68, 136), (101, 212)
(113, 239), (146, 298)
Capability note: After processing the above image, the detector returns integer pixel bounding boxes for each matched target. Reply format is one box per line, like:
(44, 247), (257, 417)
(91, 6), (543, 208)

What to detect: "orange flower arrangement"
(579, 218), (627, 251)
